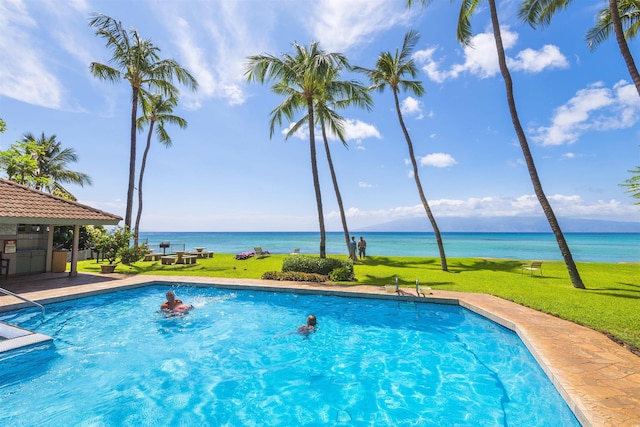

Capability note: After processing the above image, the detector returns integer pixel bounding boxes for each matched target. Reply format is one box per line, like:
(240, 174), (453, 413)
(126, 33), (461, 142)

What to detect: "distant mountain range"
(358, 216), (640, 233)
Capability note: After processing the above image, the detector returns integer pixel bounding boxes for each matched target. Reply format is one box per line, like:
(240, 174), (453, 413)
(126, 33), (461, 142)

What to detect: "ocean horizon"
(137, 231), (640, 263)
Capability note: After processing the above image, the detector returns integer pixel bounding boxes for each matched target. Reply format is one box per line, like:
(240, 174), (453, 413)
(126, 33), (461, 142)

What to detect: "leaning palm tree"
(89, 14), (198, 228)
(245, 41), (350, 258)
(355, 30), (449, 272)
(413, 0), (585, 287)
(519, 0), (640, 97)
(134, 94), (187, 243)
(22, 132), (92, 193)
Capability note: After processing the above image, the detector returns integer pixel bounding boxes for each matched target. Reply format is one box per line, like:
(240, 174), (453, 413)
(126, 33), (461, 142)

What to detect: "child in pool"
(297, 314), (317, 335)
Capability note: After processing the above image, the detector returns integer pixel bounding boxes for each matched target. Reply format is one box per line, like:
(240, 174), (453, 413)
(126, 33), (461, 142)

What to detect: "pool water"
(0, 284), (580, 426)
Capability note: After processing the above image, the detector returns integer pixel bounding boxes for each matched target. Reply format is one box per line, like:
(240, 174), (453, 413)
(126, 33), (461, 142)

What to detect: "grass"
(77, 254), (640, 352)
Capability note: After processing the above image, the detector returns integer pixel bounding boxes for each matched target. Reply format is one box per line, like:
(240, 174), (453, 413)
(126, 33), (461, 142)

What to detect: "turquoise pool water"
(0, 284), (580, 426)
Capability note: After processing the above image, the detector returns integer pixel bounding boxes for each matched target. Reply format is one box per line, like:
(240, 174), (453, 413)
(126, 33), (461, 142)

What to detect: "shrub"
(261, 271), (328, 282)
(91, 226), (131, 265)
(328, 266), (355, 282)
(282, 255), (353, 276)
(120, 244), (147, 265)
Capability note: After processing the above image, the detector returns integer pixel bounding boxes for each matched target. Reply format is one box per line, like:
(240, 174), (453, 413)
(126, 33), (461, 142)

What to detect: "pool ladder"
(0, 287), (45, 317)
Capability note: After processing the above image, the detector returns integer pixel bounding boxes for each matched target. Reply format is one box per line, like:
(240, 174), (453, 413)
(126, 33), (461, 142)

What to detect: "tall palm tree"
(89, 14), (198, 229)
(355, 30), (449, 272)
(430, 0), (585, 288)
(22, 132), (92, 193)
(134, 94), (187, 243)
(519, 0), (640, 97)
(245, 41), (350, 258)
(284, 67), (374, 258)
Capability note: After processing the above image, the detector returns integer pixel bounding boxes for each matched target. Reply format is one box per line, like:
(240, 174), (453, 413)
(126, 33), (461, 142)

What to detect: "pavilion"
(0, 178), (122, 277)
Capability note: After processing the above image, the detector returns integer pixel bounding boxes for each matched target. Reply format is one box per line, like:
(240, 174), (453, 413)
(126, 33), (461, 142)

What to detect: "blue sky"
(1, 0), (639, 231)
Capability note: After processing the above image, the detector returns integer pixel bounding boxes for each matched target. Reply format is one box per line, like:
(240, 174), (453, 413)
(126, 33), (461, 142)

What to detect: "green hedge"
(261, 271), (328, 282)
(282, 255), (353, 276)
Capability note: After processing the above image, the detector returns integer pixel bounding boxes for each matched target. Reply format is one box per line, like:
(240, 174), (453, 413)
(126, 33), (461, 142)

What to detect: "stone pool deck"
(0, 272), (638, 427)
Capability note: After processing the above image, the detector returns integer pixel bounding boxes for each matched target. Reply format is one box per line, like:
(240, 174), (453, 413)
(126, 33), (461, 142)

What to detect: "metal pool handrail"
(0, 287), (45, 317)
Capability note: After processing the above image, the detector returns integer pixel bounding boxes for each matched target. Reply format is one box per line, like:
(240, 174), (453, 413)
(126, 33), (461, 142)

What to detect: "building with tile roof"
(0, 178), (122, 277)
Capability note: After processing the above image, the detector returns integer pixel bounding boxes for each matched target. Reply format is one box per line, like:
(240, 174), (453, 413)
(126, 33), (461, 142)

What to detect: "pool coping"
(0, 273), (639, 427)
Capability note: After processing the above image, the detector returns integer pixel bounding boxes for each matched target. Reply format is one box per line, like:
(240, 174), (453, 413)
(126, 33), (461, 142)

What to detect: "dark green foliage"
(328, 266), (355, 282)
(261, 271), (328, 282)
(282, 255), (353, 276)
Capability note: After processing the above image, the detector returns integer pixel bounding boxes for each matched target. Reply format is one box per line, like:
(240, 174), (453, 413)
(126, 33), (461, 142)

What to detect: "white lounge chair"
(521, 260), (543, 277)
(254, 247), (270, 258)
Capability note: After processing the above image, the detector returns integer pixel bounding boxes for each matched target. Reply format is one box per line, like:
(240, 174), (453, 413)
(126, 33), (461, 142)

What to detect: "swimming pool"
(0, 284), (580, 426)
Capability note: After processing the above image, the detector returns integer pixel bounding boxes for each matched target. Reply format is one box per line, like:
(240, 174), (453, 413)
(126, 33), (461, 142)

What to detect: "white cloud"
(0, 0), (66, 108)
(530, 80), (640, 146)
(358, 181), (372, 188)
(419, 153), (457, 168)
(338, 194), (638, 223)
(282, 118), (381, 143)
(342, 119), (382, 141)
(415, 28), (568, 82)
(309, 0), (413, 51)
(400, 96), (424, 119)
(508, 45), (569, 73)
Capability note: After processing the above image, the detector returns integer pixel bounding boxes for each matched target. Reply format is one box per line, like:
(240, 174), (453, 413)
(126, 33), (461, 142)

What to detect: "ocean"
(137, 232), (640, 263)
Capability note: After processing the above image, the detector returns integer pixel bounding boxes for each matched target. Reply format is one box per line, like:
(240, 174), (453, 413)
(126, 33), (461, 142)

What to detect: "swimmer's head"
(166, 291), (175, 302)
(307, 315), (317, 326)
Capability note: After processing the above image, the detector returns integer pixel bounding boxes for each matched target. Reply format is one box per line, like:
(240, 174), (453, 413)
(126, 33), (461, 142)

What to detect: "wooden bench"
(181, 255), (197, 265)
(161, 256), (176, 265)
(143, 253), (163, 262)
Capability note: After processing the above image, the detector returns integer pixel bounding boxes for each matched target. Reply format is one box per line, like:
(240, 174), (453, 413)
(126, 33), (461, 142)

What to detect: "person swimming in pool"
(297, 314), (317, 335)
(161, 291), (193, 315)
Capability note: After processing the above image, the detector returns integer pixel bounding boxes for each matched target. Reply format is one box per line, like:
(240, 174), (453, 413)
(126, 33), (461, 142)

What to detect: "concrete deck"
(0, 272), (638, 427)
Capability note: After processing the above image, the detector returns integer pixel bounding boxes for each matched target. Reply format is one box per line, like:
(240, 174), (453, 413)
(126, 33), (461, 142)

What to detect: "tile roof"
(0, 178), (122, 226)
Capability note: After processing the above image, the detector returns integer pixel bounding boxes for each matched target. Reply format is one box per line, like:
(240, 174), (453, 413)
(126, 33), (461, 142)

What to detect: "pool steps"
(0, 321), (52, 353)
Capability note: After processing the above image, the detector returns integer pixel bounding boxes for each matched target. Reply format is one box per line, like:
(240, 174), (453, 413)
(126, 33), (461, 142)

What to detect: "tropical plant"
(408, 0), (585, 287)
(23, 132), (92, 193)
(0, 134), (90, 197)
(0, 139), (43, 187)
(621, 165), (640, 203)
(89, 14), (198, 228)
(134, 93), (187, 243)
(354, 30), (449, 272)
(0, 117), (6, 133)
(519, 0), (640, 97)
(90, 226), (131, 265)
(245, 41), (350, 258)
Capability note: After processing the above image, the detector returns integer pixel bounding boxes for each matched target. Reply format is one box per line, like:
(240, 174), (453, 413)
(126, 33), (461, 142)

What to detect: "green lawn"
(77, 255), (640, 352)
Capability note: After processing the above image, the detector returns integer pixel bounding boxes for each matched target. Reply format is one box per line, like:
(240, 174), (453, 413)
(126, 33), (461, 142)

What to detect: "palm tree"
(355, 30), (449, 272)
(22, 132), (92, 193)
(284, 67), (374, 259)
(519, 0), (640, 97)
(89, 13), (198, 229)
(428, 0), (585, 288)
(245, 41), (350, 258)
(134, 94), (187, 243)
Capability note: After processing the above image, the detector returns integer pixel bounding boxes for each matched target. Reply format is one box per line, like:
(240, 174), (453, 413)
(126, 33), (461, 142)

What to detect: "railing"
(0, 287), (45, 317)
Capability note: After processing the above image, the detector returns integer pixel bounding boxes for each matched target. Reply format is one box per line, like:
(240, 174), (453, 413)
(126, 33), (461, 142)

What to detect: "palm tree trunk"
(308, 100), (326, 258)
(609, 0), (640, 97)
(392, 90), (448, 272)
(488, 0), (585, 289)
(134, 122), (155, 247)
(126, 87), (139, 230)
(320, 119), (352, 257)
